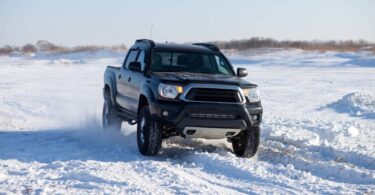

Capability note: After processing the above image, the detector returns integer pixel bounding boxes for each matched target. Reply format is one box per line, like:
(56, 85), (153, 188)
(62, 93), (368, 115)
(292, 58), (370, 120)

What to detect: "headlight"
(158, 83), (183, 99)
(243, 87), (260, 102)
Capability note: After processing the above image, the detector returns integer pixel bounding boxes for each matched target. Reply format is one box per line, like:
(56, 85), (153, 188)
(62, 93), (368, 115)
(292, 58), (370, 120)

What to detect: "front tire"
(102, 97), (122, 131)
(232, 126), (260, 158)
(137, 106), (162, 156)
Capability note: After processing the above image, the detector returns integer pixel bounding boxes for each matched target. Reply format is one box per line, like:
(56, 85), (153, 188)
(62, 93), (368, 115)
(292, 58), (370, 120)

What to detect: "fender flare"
(139, 83), (157, 114)
(104, 73), (118, 105)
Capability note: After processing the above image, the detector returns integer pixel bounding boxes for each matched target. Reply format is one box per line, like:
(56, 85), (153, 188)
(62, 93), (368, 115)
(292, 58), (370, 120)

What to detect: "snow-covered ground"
(0, 49), (374, 194)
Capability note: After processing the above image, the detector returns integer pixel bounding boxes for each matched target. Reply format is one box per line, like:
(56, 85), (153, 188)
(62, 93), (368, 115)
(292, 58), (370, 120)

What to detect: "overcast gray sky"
(1, 0), (374, 47)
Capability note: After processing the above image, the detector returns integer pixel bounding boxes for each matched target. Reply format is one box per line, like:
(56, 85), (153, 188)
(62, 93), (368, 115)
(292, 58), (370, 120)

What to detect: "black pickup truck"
(103, 39), (262, 157)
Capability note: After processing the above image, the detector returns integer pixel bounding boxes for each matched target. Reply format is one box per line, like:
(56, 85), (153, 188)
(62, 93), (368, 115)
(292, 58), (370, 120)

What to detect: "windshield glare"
(150, 51), (234, 76)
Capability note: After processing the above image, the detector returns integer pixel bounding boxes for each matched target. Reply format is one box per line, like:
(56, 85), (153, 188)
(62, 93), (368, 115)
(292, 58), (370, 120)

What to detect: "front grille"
(185, 88), (242, 103)
(189, 113), (237, 120)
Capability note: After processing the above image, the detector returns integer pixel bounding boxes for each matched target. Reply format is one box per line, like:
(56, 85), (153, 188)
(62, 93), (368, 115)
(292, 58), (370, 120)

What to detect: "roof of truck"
(154, 43), (216, 53)
(133, 39), (220, 53)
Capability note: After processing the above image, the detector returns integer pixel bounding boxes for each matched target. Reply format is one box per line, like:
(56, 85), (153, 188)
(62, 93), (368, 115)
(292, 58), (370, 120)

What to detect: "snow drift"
(328, 92), (375, 119)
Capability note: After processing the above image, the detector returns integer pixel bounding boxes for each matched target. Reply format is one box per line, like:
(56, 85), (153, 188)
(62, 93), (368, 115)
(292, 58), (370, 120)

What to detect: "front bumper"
(148, 99), (262, 138)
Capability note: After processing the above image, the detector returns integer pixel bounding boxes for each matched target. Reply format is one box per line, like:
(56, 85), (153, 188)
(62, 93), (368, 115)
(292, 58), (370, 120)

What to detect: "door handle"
(128, 77), (131, 82)
(118, 74), (121, 79)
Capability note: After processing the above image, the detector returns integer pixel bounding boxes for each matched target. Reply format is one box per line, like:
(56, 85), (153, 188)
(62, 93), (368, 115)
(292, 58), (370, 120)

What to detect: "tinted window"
(215, 55), (231, 75)
(124, 50), (139, 69)
(150, 51), (234, 76)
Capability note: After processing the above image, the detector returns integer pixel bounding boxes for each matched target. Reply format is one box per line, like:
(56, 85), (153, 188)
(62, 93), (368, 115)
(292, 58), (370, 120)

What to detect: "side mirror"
(237, 68), (248, 78)
(128, 61), (142, 72)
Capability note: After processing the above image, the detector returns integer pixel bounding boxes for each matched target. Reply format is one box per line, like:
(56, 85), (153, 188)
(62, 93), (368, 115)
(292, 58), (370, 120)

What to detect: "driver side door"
(116, 49), (139, 111)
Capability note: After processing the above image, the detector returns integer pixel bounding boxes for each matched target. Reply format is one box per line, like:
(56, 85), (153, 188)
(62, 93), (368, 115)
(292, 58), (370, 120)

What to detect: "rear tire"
(137, 106), (162, 156)
(232, 126), (260, 158)
(102, 96), (122, 131)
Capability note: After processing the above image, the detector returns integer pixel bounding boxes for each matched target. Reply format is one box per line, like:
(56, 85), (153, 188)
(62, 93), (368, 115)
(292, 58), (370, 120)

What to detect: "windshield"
(150, 51), (234, 76)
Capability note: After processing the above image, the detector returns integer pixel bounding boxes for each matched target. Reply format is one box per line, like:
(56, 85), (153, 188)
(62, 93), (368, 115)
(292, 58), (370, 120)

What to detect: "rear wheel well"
(104, 84), (111, 99)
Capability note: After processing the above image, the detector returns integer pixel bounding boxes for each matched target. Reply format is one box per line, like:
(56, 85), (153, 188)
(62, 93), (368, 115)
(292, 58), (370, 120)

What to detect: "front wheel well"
(138, 95), (149, 113)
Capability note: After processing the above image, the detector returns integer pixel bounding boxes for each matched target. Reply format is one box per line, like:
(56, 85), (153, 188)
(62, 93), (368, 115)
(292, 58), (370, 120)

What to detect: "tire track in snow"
(116, 129), (246, 194)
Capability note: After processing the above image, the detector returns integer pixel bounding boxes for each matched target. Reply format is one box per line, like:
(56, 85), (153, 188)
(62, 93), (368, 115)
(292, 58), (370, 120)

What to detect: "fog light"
(186, 130), (196, 135)
(225, 132), (236, 137)
(162, 110), (169, 117)
(252, 115), (258, 121)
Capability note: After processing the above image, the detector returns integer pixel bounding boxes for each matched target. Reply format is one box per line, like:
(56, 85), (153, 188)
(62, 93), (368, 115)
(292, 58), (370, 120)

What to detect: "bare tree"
(21, 44), (37, 53)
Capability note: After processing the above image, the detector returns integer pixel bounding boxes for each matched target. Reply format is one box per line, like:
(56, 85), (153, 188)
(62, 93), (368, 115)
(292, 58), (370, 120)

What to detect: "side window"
(124, 50), (139, 69)
(137, 50), (146, 71)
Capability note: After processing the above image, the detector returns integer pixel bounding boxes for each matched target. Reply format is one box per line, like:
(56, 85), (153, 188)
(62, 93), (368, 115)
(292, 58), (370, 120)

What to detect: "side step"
(117, 107), (137, 122)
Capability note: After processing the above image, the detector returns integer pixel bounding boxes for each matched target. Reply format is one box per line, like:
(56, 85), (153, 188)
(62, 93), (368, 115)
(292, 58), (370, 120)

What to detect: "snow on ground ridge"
(328, 92), (375, 119)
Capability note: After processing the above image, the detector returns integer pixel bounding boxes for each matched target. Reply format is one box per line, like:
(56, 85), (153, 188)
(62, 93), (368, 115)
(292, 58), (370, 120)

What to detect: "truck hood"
(152, 72), (257, 87)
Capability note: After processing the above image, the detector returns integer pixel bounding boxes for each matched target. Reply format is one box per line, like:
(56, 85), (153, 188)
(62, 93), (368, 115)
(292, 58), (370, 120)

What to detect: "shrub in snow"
(21, 44), (37, 53)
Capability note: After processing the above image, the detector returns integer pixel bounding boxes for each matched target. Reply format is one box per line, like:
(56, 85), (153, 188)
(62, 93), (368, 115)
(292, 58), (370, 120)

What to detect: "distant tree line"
(0, 40), (127, 55)
(2, 38), (374, 55)
(211, 37), (375, 52)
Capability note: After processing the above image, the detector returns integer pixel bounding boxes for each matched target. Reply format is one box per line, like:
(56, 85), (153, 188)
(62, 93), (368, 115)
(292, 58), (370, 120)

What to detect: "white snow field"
(0, 49), (374, 194)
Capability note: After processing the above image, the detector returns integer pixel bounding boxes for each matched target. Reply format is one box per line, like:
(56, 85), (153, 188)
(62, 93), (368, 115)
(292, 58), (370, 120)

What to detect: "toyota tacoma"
(103, 39), (262, 157)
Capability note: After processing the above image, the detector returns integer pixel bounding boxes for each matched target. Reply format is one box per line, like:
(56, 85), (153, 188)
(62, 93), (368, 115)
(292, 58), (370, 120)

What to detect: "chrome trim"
(180, 83), (246, 104)
(183, 126), (241, 139)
